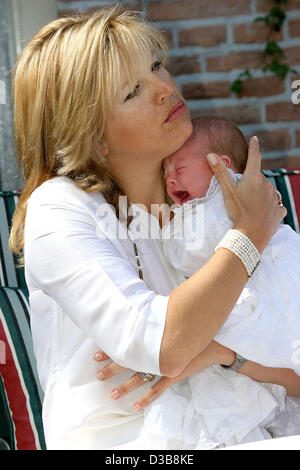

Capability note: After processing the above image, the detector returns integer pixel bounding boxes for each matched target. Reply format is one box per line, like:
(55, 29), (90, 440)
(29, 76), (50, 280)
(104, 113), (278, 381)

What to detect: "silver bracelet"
(222, 353), (248, 372)
(215, 229), (260, 278)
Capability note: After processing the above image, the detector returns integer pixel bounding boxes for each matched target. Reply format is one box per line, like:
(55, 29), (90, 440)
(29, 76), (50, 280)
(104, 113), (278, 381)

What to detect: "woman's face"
(103, 57), (193, 164)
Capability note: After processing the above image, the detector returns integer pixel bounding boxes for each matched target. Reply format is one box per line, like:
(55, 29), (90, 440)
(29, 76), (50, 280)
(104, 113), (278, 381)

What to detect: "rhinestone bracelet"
(215, 229), (260, 278)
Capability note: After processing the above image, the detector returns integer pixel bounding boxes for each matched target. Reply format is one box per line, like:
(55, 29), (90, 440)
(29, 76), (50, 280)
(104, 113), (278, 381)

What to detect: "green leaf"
(265, 41), (285, 57)
(232, 0), (289, 94)
(269, 7), (286, 20)
(231, 79), (243, 94)
(267, 60), (290, 79)
(269, 7), (286, 29)
(240, 69), (253, 79)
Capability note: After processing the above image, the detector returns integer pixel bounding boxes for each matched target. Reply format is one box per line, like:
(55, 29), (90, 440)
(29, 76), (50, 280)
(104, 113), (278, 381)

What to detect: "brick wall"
(57, 0), (300, 169)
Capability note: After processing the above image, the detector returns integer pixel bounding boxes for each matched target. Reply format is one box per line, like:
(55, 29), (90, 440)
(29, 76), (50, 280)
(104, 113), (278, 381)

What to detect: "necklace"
(133, 241), (143, 280)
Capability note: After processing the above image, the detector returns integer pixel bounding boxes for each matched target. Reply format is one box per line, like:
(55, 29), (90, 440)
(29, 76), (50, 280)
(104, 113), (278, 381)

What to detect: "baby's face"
(163, 137), (214, 205)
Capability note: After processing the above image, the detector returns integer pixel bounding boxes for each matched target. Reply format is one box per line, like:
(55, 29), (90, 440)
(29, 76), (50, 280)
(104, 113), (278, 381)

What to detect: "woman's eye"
(151, 60), (161, 72)
(125, 85), (140, 101)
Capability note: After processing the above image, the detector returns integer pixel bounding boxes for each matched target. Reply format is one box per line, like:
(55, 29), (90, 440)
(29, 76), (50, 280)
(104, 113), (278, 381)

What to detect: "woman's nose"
(153, 76), (175, 105)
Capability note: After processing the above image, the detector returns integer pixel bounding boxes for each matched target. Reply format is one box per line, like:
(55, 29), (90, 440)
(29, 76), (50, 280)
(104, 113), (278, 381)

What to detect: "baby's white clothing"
(162, 170), (300, 374)
(140, 170), (300, 450)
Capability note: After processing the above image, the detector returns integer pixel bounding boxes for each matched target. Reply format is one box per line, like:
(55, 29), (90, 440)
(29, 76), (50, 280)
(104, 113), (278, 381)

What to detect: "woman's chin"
(166, 118), (193, 156)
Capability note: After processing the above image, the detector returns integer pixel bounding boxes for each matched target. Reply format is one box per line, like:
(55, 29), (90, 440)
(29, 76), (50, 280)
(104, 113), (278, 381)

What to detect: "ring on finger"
(274, 190), (282, 202)
(140, 372), (155, 383)
(273, 190), (284, 206)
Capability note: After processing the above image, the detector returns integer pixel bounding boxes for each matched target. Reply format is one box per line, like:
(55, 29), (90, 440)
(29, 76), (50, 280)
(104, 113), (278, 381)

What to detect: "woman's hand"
(93, 350), (174, 409)
(94, 342), (235, 410)
(206, 137), (287, 253)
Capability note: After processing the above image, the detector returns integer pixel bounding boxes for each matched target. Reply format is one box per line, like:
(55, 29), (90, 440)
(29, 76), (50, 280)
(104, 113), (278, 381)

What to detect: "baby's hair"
(191, 116), (248, 173)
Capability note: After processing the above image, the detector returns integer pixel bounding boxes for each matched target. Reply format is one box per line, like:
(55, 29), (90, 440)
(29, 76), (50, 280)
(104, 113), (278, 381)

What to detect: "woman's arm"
(94, 345), (300, 412)
(95, 341), (235, 407)
(159, 138), (286, 376)
(238, 361), (300, 398)
(160, 250), (247, 376)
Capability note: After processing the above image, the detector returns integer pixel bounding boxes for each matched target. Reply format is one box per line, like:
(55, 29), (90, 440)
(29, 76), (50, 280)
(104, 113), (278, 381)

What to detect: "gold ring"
(140, 372), (155, 383)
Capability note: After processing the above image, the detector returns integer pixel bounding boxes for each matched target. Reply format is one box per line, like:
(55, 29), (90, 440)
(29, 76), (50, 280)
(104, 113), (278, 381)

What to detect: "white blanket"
(140, 171), (300, 449)
(142, 366), (300, 449)
(162, 171), (300, 375)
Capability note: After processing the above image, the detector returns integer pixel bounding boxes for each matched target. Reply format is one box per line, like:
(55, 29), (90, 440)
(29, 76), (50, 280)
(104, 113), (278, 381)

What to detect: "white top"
(25, 176), (183, 449)
(24, 175), (298, 450)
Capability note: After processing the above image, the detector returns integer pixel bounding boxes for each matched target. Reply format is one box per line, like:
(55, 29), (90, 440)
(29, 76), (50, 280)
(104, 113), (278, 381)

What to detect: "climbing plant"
(231, 0), (298, 94)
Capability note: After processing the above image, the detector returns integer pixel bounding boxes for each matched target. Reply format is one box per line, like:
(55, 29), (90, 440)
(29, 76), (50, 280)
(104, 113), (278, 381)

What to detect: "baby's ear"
(219, 155), (232, 169)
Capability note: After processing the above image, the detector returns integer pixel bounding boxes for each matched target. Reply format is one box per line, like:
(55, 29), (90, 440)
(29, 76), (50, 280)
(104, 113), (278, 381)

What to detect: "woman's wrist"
(215, 229), (261, 279)
(232, 225), (267, 254)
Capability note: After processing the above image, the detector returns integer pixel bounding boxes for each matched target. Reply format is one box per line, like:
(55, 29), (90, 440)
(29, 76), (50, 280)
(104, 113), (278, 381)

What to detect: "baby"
(163, 116), (247, 206)
(161, 116), (300, 373)
(140, 117), (300, 450)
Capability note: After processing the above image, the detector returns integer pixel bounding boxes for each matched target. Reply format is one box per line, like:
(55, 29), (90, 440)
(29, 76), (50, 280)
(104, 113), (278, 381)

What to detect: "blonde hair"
(9, 5), (167, 263)
(192, 116), (248, 173)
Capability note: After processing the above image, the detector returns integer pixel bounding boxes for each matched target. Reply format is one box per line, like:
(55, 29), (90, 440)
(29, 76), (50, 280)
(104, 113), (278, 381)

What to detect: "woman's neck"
(112, 160), (167, 214)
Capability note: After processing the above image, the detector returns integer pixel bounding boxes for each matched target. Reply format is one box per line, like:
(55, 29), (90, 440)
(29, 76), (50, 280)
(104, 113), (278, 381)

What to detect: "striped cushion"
(0, 192), (27, 294)
(263, 168), (300, 233)
(0, 287), (45, 450)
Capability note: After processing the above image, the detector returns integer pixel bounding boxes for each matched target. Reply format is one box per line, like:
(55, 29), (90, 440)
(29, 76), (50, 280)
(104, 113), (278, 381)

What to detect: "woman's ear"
(100, 141), (109, 156)
(219, 155), (232, 169)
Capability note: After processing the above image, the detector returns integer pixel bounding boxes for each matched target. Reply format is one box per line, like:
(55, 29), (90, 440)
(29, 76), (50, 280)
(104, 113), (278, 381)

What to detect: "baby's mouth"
(172, 190), (190, 204)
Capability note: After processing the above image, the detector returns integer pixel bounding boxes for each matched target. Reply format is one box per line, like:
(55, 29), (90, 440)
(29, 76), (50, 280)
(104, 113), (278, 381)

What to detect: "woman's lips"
(164, 101), (187, 123)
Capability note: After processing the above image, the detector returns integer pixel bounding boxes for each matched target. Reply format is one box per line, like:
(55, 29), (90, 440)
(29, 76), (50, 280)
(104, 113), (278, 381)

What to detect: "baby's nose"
(166, 174), (176, 185)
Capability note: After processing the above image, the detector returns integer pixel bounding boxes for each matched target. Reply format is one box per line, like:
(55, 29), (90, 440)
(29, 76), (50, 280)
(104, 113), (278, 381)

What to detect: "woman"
(9, 6), (296, 449)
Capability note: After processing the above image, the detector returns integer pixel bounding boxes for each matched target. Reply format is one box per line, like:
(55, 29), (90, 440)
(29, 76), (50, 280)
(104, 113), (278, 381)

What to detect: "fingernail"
(111, 390), (120, 399)
(132, 403), (142, 411)
(94, 352), (102, 361)
(252, 136), (259, 142)
(207, 153), (218, 166)
(97, 371), (104, 380)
